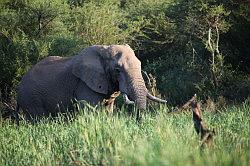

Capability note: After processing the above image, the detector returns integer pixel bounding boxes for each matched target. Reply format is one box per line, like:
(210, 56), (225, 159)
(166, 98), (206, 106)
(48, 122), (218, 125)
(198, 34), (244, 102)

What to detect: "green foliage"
(1, 0), (69, 38)
(125, 0), (249, 104)
(67, 1), (131, 45)
(0, 32), (36, 99)
(0, 102), (250, 165)
(0, 0), (249, 103)
(48, 36), (86, 56)
(126, 0), (176, 55)
(0, 1), (249, 164)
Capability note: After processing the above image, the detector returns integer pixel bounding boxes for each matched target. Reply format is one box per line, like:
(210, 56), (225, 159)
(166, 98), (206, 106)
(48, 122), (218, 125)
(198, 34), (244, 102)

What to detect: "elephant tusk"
(147, 92), (167, 103)
(122, 93), (135, 105)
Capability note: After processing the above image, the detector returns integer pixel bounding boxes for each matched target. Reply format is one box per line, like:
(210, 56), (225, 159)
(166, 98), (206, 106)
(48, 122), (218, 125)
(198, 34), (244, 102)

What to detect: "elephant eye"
(115, 67), (120, 74)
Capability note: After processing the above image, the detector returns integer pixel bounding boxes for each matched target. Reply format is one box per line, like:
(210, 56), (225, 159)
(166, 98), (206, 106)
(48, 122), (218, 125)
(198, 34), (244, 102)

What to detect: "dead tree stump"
(179, 94), (215, 149)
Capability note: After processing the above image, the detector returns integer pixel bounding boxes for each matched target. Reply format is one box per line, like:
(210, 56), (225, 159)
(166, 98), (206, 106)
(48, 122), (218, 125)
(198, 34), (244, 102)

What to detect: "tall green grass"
(0, 100), (250, 166)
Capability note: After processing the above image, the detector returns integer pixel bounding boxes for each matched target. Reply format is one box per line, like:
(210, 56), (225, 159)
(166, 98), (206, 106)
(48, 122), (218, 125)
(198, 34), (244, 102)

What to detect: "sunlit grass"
(0, 100), (250, 166)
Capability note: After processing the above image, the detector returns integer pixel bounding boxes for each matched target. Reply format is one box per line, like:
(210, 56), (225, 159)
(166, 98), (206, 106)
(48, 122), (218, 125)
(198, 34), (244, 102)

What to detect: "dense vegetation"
(0, 1), (249, 165)
(0, 101), (250, 165)
(0, 0), (249, 105)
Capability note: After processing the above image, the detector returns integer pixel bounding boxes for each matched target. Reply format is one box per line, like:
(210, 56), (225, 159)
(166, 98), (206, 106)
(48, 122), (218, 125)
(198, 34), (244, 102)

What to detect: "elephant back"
(17, 56), (76, 114)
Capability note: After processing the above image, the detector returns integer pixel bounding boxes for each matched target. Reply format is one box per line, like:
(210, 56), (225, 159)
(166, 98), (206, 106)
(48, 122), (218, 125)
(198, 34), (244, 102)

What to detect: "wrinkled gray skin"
(17, 45), (166, 121)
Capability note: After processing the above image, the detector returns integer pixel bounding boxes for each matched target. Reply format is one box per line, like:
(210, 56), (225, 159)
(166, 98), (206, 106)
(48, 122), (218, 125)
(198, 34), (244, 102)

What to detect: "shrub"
(48, 36), (86, 57)
(0, 32), (36, 100)
(0, 0), (249, 105)
(67, 1), (131, 45)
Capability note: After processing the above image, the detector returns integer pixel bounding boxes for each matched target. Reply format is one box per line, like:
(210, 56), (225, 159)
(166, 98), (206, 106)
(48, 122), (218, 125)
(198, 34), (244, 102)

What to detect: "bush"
(66, 1), (132, 45)
(0, 32), (39, 100)
(48, 36), (86, 56)
(0, 0), (249, 104)
(126, 0), (249, 104)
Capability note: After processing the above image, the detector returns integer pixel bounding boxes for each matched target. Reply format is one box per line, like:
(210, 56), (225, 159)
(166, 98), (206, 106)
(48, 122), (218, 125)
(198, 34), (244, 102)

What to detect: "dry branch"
(190, 101), (215, 148)
(171, 94), (215, 148)
(0, 101), (16, 121)
(179, 94), (197, 111)
(102, 91), (121, 114)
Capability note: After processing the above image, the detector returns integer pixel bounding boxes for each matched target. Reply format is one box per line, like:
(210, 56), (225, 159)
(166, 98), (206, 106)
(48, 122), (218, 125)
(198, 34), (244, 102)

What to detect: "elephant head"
(72, 44), (167, 109)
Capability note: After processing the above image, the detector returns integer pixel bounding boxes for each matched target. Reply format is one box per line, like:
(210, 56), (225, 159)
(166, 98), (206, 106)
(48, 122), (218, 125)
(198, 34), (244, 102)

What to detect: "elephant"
(16, 44), (167, 122)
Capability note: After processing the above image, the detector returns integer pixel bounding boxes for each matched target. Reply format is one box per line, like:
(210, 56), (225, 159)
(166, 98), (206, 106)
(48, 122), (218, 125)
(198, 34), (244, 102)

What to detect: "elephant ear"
(72, 46), (110, 94)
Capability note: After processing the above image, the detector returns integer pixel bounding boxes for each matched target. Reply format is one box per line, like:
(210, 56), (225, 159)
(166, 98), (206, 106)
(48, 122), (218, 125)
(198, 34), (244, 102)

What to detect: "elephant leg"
(136, 108), (142, 123)
(25, 106), (48, 123)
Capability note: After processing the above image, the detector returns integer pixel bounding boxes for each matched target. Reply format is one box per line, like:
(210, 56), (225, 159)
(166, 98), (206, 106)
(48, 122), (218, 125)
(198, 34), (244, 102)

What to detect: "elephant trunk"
(126, 71), (148, 110)
(121, 70), (167, 109)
